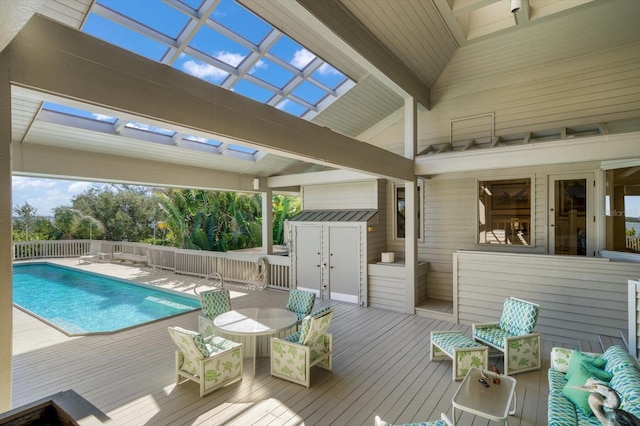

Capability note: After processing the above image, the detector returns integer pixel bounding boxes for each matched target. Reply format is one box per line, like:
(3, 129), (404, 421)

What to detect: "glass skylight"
(39, 102), (261, 162)
(78, 0), (355, 161)
(82, 0), (354, 119)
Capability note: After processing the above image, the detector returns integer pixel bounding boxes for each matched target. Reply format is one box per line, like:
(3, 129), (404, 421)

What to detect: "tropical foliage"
(12, 184), (300, 252)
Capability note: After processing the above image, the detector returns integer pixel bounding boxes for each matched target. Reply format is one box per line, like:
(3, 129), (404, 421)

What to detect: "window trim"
(476, 175), (535, 248)
(393, 181), (424, 242)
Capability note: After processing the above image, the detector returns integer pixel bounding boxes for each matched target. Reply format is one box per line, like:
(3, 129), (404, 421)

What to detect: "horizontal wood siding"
(630, 280), (640, 359)
(302, 180), (378, 210)
(368, 262), (428, 313)
(455, 251), (640, 344)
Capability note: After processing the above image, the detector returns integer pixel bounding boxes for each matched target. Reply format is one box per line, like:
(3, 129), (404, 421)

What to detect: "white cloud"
(291, 49), (315, 69)
(68, 181), (93, 195)
(12, 176), (57, 190)
(250, 59), (267, 73)
(216, 51), (245, 67)
(276, 99), (290, 110)
(182, 60), (228, 81)
(12, 177), (97, 216)
(317, 62), (339, 76)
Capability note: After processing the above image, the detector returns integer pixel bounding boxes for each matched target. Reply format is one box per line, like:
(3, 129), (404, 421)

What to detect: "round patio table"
(213, 308), (298, 375)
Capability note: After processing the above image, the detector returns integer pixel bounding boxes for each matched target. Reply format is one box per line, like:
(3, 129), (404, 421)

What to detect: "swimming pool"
(13, 263), (201, 335)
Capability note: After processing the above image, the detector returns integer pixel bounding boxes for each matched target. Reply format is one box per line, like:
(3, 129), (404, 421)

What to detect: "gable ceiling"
(6, 0), (640, 188)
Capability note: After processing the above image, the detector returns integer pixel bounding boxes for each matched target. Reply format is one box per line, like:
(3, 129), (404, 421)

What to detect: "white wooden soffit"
(6, 15), (414, 182)
(414, 131), (640, 176)
(0, 0), (45, 53)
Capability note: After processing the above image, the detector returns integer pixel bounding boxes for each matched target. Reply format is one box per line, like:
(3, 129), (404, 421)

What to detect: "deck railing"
(12, 239), (291, 290)
(627, 236), (640, 252)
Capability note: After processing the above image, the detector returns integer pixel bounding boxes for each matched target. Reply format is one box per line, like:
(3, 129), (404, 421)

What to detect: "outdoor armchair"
(286, 288), (316, 323)
(472, 297), (541, 375)
(197, 289), (232, 338)
(78, 240), (107, 264)
(167, 326), (242, 397)
(271, 308), (333, 387)
(374, 413), (453, 426)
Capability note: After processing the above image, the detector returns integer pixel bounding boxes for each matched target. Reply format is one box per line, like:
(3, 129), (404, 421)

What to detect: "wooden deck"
(10, 260), (601, 425)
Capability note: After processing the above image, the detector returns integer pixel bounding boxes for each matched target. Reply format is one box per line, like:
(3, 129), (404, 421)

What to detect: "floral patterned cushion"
(299, 310), (333, 345)
(168, 326), (210, 357)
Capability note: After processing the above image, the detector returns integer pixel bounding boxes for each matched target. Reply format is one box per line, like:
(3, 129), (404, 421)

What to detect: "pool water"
(13, 263), (200, 335)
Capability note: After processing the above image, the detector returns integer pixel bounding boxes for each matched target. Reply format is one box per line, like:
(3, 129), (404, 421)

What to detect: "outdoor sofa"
(547, 345), (640, 425)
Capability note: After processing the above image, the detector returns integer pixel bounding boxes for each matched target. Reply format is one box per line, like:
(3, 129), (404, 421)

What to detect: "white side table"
(451, 367), (517, 425)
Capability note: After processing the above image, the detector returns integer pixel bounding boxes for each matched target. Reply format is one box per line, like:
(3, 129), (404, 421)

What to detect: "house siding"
(455, 251), (640, 344)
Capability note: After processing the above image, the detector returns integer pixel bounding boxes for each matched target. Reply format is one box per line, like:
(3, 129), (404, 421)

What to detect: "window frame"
(393, 181), (424, 242)
(476, 175), (535, 248)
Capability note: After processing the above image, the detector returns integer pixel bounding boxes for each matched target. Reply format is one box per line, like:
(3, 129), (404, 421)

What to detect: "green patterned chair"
(271, 308), (333, 387)
(430, 330), (488, 380)
(472, 297), (541, 375)
(197, 289), (232, 338)
(286, 289), (316, 323)
(167, 326), (242, 397)
(374, 413), (453, 426)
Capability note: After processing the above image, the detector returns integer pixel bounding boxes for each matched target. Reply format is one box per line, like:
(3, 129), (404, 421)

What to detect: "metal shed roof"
(288, 209), (377, 222)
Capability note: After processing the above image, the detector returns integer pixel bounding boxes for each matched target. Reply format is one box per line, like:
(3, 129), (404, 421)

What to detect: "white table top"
(213, 308), (298, 336)
(452, 368), (516, 421)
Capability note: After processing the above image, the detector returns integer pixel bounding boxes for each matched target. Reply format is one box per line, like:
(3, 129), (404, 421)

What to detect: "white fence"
(12, 240), (291, 290)
(627, 236), (640, 252)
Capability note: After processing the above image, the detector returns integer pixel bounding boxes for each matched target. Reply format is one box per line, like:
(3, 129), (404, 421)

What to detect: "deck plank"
(10, 259), (584, 425)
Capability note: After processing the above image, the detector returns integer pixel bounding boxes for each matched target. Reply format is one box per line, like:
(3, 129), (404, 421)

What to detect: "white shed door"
(328, 226), (359, 303)
(295, 225), (322, 297)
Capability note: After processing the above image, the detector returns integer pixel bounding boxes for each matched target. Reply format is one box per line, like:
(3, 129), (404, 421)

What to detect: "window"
(395, 183), (422, 240)
(478, 178), (531, 245)
(604, 166), (640, 254)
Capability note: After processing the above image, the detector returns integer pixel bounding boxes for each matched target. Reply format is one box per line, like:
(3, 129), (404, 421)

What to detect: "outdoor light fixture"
(252, 178), (260, 191)
(510, 0), (522, 13)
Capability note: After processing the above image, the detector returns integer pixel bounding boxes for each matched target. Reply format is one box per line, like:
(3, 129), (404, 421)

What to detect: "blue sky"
(12, 177), (97, 216)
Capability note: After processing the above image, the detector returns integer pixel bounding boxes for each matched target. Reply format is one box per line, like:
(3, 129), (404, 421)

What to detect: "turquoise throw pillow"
(566, 351), (605, 380)
(562, 364), (595, 415)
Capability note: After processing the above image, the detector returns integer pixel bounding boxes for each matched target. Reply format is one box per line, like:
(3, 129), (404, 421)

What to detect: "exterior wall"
(368, 262), (427, 313)
(390, 162), (606, 303)
(455, 251), (640, 344)
(367, 42), (640, 154)
(629, 280), (640, 359)
(302, 181), (378, 210)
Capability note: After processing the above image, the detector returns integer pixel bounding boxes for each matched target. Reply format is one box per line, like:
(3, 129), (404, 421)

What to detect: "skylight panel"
(184, 135), (222, 147)
(189, 25), (249, 68)
(311, 64), (349, 91)
(178, 0), (204, 11)
(269, 38), (315, 71)
(125, 122), (176, 137)
(211, 0), (271, 45)
(229, 145), (258, 155)
(96, 0), (190, 39)
(83, 14), (168, 61)
(174, 54), (230, 84)
(232, 80), (274, 103)
(276, 99), (307, 117)
(291, 81), (327, 106)
(248, 58), (295, 90)
(42, 102), (117, 124)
